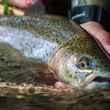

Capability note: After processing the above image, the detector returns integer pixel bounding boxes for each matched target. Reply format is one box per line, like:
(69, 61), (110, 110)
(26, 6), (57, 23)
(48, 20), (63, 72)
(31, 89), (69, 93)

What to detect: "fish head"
(67, 54), (96, 85)
(58, 51), (110, 89)
(49, 34), (110, 90)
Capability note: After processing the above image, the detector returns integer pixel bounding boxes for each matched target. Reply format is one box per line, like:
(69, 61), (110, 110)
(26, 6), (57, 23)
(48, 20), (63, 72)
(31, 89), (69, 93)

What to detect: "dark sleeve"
(67, 0), (110, 22)
(68, 0), (110, 9)
(46, 0), (67, 16)
(67, 0), (110, 31)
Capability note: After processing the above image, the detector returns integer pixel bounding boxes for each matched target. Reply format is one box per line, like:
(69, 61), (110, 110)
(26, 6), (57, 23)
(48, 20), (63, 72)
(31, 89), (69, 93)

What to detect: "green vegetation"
(2, 0), (9, 15)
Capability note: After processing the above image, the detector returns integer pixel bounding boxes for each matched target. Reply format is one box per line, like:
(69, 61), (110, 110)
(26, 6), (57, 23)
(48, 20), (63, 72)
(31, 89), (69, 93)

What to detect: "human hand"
(81, 21), (110, 59)
(8, 0), (39, 9)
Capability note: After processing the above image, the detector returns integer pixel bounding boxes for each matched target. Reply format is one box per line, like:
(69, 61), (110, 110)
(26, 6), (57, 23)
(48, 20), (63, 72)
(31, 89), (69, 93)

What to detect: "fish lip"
(79, 73), (97, 87)
(80, 73), (110, 88)
(80, 74), (110, 88)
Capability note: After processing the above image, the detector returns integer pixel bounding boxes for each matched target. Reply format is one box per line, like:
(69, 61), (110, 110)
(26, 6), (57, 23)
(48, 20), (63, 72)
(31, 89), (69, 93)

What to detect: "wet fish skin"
(0, 16), (109, 89)
(0, 42), (56, 85)
(0, 16), (75, 85)
(0, 16), (76, 63)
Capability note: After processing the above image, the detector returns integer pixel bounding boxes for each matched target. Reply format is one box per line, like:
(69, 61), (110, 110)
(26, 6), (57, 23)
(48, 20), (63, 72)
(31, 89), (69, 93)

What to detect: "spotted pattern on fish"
(0, 15), (109, 89)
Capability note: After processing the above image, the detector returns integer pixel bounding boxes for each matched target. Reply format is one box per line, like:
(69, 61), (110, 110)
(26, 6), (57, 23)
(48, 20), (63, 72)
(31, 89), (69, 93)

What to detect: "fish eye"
(77, 56), (96, 69)
(79, 60), (87, 68)
(78, 57), (89, 68)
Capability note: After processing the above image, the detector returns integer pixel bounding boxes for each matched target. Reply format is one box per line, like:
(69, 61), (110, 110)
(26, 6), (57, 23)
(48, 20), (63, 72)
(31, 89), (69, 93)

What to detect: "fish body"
(0, 16), (109, 89)
(0, 16), (75, 63)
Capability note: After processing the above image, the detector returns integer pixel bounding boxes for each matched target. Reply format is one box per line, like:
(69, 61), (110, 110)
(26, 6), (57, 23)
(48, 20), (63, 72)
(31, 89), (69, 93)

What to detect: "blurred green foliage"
(2, 0), (9, 15)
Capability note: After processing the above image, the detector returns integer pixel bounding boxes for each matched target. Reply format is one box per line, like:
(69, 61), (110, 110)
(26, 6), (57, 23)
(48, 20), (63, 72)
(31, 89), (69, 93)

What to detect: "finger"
(9, 0), (38, 9)
(81, 21), (110, 45)
(81, 21), (110, 59)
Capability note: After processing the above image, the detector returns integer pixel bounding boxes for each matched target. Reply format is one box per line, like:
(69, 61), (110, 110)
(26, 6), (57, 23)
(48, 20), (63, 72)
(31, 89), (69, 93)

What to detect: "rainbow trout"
(0, 16), (109, 89)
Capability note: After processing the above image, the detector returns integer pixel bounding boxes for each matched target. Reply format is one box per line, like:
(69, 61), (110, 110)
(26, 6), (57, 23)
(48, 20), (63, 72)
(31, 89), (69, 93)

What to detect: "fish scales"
(0, 16), (109, 89)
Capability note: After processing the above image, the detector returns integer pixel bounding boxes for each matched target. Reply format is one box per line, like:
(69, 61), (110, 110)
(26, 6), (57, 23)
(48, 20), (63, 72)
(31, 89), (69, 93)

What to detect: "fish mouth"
(93, 76), (110, 83)
(79, 73), (110, 88)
